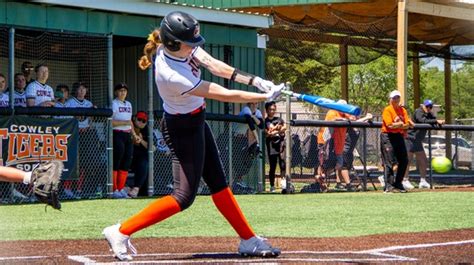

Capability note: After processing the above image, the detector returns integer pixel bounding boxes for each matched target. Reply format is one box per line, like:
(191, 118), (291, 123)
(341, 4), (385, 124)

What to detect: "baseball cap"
(389, 90), (401, 99)
(136, 111), (148, 122)
(114, 82), (128, 91)
(423, 99), (433, 107)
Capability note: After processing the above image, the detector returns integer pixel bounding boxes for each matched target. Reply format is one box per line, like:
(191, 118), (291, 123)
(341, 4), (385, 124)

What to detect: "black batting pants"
(160, 111), (228, 210)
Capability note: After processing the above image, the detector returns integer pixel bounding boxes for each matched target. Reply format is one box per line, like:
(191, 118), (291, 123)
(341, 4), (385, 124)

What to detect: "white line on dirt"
(0, 256), (47, 261)
(359, 239), (474, 254)
(83, 257), (413, 264)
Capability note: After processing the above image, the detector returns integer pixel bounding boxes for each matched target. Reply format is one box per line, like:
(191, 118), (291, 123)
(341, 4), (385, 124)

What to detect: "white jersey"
(0, 93), (8, 107)
(13, 90), (27, 107)
(25, 80), (54, 106)
(65, 97), (94, 128)
(154, 46), (205, 114)
(239, 106), (263, 119)
(112, 99), (132, 131)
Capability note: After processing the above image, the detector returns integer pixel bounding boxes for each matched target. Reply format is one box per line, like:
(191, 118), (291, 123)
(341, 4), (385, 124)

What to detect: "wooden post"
(444, 55), (452, 160)
(413, 55), (420, 110)
(397, 0), (408, 106)
(340, 44), (348, 101)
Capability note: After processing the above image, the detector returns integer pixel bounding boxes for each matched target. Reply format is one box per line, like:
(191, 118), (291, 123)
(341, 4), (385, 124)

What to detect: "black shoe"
(345, 184), (356, 192)
(334, 183), (345, 190)
(392, 182), (407, 193)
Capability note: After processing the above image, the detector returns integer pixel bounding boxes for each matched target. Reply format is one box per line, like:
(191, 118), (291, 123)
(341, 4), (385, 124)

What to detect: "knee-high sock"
(212, 187), (255, 240)
(112, 170), (118, 191)
(117, 170), (128, 190)
(120, 195), (181, 236)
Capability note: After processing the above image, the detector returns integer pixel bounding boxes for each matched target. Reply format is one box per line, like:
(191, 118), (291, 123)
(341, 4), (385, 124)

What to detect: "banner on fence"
(0, 116), (79, 180)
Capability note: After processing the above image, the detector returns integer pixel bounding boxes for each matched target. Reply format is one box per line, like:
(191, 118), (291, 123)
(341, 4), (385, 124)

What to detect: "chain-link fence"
(282, 119), (474, 194)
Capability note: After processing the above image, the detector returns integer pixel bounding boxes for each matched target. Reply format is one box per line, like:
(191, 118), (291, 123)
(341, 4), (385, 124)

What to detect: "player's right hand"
(265, 83), (285, 101)
(252, 77), (275, 93)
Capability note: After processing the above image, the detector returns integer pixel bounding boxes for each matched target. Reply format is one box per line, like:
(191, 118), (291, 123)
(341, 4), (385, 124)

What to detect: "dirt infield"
(0, 228), (472, 264)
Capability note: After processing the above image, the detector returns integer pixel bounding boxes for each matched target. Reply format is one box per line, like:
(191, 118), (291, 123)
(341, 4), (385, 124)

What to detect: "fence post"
(9, 28), (14, 110)
(107, 34), (114, 197)
(428, 130), (433, 189)
(362, 128), (368, 191)
(285, 82), (293, 193)
(147, 67), (154, 196)
(228, 122), (233, 188)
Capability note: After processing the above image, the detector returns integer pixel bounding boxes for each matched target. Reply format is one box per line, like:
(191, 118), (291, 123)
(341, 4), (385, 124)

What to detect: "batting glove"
(252, 77), (275, 93)
(265, 83), (285, 101)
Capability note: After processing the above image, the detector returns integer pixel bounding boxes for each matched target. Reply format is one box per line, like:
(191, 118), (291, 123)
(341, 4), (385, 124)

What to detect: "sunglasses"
(137, 118), (147, 123)
(426, 105), (433, 109)
(23, 67), (34, 71)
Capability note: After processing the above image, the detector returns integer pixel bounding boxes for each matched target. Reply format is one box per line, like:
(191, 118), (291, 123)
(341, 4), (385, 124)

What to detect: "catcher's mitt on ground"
(31, 160), (64, 210)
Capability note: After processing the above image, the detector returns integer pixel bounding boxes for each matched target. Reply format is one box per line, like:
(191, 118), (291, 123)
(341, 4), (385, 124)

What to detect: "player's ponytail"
(138, 29), (161, 70)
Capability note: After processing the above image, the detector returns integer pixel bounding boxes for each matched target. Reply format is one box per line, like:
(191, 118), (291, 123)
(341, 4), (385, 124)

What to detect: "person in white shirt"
(111, 83), (135, 199)
(25, 64), (55, 107)
(239, 102), (264, 157)
(102, 11), (283, 262)
(54, 84), (69, 108)
(13, 73), (27, 107)
(63, 82), (98, 198)
(0, 73), (8, 107)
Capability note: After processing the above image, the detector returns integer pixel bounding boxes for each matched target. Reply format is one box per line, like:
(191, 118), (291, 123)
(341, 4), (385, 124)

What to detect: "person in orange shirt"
(316, 100), (348, 190)
(380, 90), (412, 193)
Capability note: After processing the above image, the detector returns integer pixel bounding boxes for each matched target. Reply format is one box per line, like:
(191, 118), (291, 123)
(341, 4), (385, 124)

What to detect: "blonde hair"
(138, 29), (161, 70)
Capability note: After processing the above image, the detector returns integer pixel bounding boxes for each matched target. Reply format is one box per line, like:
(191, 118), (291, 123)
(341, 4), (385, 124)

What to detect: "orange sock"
(117, 170), (128, 190)
(212, 187), (255, 240)
(112, 171), (118, 191)
(120, 195), (181, 236)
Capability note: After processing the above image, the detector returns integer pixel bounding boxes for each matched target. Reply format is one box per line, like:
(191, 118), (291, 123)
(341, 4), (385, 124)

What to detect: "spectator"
(112, 82), (135, 199)
(129, 111), (151, 198)
(0, 73), (7, 107)
(335, 113), (373, 191)
(265, 101), (286, 193)
(13, 73), (27, 107)
(316, 100), (349, 191)
(239, 102), (264, 157)
(54, 84), (69, 108)
(403, 99), (445, 189)
(380, 90), (412, 193)
(25, 64), (55, 107)
(21, 61), (34, 84)
(63, 82), (97, 198)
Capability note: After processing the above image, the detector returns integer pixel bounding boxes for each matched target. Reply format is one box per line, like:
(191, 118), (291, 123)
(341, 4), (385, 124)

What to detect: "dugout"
(0, 0), (272, 198)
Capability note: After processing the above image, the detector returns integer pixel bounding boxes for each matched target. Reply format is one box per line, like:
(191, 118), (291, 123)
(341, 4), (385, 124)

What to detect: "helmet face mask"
(160, 11), (205, 52)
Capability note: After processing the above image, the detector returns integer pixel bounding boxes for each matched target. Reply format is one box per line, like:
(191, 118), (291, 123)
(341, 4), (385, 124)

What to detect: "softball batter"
(103, 11), (282, 261)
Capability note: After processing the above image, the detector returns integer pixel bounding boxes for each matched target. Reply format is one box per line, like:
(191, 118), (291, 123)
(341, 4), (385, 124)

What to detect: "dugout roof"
(236, 0), (474, 61)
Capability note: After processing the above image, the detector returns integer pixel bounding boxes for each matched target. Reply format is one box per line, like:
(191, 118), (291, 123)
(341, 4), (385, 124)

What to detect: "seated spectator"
(54, 84), (69, 108)
(13, 73), (27, 107)
(129, 111), (151, 198)
(26, 64), (55, 107)
(62, 82), (96, 198)
(21, 61), (34, 84)
(0, 73), (7, 107)
(239, 102), (264, 157)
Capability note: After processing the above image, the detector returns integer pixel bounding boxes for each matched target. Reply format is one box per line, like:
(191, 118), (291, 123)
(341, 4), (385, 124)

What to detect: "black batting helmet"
(160, 11), (205, 52)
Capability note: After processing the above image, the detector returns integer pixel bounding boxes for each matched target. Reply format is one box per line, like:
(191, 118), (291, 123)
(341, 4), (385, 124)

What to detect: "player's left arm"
(193, 47), (278, 93)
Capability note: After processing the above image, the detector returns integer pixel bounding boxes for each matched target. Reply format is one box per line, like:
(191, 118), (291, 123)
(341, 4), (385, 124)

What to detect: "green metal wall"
(0, 1), (260, 46)
(173, 0), (366, 8)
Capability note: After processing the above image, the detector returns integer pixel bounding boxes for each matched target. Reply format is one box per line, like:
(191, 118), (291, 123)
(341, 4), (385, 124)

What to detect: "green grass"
(0, 192), (473, 241)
